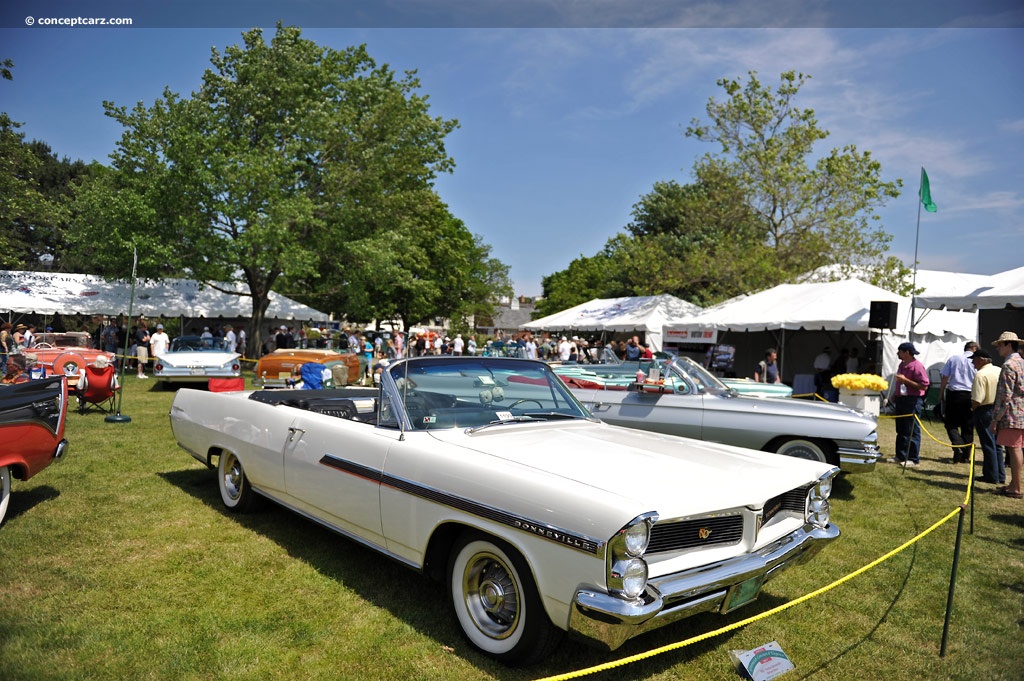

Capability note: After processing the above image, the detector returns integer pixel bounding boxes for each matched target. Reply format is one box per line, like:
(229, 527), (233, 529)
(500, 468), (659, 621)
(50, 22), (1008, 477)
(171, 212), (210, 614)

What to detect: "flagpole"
(910, 167), (923, 336)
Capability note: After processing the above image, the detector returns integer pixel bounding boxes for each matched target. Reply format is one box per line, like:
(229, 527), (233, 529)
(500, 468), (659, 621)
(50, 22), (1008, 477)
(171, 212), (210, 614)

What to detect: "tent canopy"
(915, 266), (1024, 310)
(0, 270), (327, 320)
(521, 294), (702, 352)
(666, 278), (975, 339)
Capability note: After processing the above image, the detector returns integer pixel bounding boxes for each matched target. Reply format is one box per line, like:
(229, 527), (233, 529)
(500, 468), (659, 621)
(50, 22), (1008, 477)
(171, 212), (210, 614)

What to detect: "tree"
(536, 251), (623, 318)
(686, 70), (911, 292)
(537, 164), (773, 312)
(70, 25), (461, 354)
(280, 188), (513, 331)
(0, 61), (65, 269)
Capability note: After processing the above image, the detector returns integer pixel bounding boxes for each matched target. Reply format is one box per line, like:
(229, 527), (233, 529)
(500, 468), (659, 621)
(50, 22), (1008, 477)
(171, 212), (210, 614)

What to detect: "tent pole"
(106, 248), (136, 424)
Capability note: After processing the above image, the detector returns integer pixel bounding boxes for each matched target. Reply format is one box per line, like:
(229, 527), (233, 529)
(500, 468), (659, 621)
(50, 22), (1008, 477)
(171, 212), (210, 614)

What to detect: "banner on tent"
(665, 328), (718, 343)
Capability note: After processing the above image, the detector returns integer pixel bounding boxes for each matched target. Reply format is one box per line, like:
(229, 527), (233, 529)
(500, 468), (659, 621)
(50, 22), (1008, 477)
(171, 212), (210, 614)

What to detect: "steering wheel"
(506, 399), (544, 409)
(34, 342), (54, 349)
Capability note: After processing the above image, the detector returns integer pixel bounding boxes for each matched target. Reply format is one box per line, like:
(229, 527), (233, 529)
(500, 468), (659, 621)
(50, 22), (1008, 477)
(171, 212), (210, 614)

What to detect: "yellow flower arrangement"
(830, 373), (888, 392)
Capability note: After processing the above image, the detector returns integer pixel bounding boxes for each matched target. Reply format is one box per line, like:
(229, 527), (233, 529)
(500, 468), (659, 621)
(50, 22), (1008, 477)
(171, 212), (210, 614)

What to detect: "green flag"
(919, 167), (937, 213)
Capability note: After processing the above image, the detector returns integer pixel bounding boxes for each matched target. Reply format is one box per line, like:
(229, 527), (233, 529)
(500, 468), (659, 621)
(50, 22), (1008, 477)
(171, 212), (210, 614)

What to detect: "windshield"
(36, 333), (93, 349)
(668, 355), (732, 394)
(170, 336), (232, 352)
(387, 357), (590, 430)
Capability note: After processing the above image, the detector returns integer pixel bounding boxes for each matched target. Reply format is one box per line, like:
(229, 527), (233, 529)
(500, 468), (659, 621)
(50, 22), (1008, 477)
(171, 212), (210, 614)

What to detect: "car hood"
(157, 351), (239, 366)
(427, 420), (829, 516)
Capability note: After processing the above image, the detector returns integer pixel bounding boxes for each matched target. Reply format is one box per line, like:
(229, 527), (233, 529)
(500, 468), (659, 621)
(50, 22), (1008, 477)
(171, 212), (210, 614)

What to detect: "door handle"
(287, 426), (305, 441)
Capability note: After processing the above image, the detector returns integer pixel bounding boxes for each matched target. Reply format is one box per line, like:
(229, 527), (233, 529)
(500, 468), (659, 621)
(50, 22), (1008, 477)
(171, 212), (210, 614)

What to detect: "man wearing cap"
(558, 336), (571, 362)
(276, 325), (292, 350)
(889, 342), (930, 466)
(990, 331), (1024, 498)
(970, 349), (1003, 485)
(939, 341), (979, 463)
(150, 324), (170, 358)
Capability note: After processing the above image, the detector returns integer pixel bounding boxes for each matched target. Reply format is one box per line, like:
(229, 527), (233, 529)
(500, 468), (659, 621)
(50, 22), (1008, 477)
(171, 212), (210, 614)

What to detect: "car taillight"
(155, 363), (164, 371)
(231, 363), (240, 371)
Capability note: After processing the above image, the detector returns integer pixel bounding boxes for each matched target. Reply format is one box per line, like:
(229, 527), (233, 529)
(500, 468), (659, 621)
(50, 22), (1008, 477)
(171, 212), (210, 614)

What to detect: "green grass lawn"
(2, 379), (1022, 680)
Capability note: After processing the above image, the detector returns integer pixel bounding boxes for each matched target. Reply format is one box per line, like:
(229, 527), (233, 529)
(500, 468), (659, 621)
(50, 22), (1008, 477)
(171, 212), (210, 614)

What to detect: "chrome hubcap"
(464, 555), (519, 638)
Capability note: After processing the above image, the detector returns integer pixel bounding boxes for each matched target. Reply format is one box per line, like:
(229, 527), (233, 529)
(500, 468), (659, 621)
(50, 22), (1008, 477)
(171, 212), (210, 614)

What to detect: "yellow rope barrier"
(536, 411), (977, 681)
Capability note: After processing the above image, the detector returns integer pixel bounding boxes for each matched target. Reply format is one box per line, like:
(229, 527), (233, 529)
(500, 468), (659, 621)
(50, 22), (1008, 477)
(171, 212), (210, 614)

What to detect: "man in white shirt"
(149, 324), (170, 358)
(452, 334), (464, 356)
(940, 341), (979, 463)
(558, 336), (571, 361)
(224, 325), (237, 354)
(524, 336), (537, 359)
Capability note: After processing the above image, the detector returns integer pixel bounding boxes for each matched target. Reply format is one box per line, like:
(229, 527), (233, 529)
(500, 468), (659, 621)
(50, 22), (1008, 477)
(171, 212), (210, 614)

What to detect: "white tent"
(521, 294), (702, 351)
(0, 270), (326, 320)
(915, 266), (1024, 310)
(665, 279), (977, 379)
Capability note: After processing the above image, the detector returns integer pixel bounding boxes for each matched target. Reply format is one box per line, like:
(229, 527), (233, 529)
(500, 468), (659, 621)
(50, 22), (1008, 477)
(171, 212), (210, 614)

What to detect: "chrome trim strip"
(319, 453), (605, 555)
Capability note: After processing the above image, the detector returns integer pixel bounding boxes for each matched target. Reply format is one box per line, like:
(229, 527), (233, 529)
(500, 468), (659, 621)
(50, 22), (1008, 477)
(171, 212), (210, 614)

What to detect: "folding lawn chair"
(77, 363), (120, 415)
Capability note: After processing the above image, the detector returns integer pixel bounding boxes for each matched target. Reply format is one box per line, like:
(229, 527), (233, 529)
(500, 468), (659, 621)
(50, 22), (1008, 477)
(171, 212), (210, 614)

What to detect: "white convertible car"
(170, 356), (839, 665)
(154, 336), (242, 384)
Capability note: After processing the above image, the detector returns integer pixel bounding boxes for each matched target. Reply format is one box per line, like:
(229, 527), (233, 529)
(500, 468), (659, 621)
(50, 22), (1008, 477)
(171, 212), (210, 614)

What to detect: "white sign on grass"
(729, 641), (794, 681)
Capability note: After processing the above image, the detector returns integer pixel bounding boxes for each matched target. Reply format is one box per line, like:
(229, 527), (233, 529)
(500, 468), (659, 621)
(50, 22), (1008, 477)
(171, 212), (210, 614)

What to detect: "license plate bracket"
(722, 575), (765, 613)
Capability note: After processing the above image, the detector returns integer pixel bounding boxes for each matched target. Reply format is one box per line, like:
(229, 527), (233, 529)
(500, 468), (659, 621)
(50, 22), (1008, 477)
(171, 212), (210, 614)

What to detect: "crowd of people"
(883, 331), (1024, 501)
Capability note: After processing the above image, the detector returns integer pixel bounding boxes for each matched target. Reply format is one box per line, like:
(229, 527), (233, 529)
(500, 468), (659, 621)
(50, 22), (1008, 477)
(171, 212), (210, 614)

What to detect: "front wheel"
(0, 465), (11, 527)
(447, 532), (561, 665)
(218, 451), (257, 512)
(775, 438), (830, 463)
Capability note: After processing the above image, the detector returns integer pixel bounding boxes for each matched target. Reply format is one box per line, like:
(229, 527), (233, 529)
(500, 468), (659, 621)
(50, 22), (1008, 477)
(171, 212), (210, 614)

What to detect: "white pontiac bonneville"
(170, 356), (839, 665)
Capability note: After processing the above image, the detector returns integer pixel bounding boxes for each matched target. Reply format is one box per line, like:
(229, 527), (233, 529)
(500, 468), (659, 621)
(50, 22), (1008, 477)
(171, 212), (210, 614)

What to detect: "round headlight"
(623, 521), (650, 557)
(809, 498), (831, 528)
(613, 558), (648, 599)
(816, 477), (833, 499)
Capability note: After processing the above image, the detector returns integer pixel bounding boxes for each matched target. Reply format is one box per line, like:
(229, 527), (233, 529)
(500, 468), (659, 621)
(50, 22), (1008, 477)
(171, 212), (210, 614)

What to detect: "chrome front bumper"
(837, 441), (882, 473)
(568, 522), (840, 651)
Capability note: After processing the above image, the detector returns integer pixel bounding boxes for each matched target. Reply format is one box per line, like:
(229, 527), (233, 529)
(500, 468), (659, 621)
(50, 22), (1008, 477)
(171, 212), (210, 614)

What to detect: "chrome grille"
(763, 485), (810, 526)
(647, 514), (743, 554)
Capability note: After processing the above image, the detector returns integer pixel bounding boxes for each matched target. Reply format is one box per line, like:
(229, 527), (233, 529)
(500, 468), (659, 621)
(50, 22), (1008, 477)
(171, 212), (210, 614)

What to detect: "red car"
(0, 377), (69, 527)
(31, 332), (115, 389)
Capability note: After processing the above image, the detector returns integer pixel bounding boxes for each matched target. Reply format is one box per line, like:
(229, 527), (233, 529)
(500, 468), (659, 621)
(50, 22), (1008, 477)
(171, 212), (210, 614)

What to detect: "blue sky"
(2, 2), (1022, 297)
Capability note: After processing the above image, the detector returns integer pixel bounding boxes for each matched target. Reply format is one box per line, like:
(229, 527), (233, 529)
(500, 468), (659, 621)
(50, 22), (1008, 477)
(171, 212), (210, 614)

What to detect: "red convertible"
(0, 377), (69, 527)
(31, 332), (115, 389)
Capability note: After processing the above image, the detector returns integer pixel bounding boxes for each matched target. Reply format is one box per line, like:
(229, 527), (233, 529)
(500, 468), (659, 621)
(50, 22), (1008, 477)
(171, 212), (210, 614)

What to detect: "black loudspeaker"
(865, 340), (881, 366)
(869, 301), (898, 329)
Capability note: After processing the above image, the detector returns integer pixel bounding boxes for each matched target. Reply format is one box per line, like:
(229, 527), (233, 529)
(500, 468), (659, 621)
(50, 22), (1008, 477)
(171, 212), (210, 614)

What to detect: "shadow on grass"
(798, 531), (919, 678)
(4, 484), (60, 524)
(903, 466), (974, 495)
(830, 473), (855, 502)
(156, 467), (825, 679)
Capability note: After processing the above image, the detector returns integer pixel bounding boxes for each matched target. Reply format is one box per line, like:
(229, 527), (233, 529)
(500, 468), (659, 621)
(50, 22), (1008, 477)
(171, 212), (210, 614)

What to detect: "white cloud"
(999, 118), (1024, 133)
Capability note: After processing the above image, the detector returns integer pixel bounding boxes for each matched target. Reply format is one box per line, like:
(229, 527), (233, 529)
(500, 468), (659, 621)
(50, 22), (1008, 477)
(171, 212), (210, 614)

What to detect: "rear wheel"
(447, 532), (561, 665)
(775, 438), (829, 463)
(218, 451), (257, 512)
(0, 465), (11, 526)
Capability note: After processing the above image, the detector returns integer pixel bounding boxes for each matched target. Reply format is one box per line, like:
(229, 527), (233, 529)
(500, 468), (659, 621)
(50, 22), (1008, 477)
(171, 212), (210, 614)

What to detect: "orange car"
(30, 332), (116, 389)
(254, 349), (362, 388)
